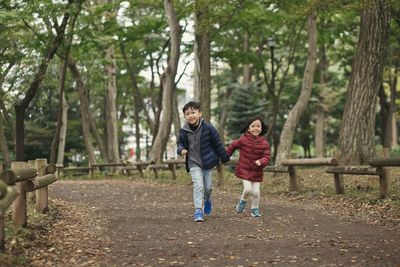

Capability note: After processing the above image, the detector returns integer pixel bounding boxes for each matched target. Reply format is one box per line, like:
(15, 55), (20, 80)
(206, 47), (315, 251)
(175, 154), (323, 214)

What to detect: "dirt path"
(44, 179), (399, 267)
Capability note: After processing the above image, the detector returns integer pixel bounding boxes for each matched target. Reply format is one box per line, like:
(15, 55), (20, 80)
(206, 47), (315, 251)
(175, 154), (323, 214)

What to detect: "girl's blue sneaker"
(251, 208), (261, 217)
(194, 209), (204, 222)
(236, 199), (246, 213)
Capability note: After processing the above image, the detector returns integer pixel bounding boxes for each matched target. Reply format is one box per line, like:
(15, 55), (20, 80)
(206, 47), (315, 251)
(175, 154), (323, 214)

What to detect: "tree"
(193, 0), (211, 121)
(150, 0), (181, 163)
(336, 0), (391, 164)
(226, 83), (265, 140)
(275, 11), (317, 165)
(14, 1), (81, 161)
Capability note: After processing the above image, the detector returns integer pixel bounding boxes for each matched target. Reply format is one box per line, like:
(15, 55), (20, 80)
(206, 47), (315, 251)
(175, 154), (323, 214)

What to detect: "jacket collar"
(183, 118), (203, 133)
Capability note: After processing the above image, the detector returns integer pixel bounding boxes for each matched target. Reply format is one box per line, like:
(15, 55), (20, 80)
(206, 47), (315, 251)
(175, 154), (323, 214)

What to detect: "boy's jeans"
(189, 166), (212, 210)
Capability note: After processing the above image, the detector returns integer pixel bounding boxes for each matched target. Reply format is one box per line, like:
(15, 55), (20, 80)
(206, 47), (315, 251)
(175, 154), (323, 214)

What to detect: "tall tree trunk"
(193, 0), (211, 121)
(15, 5), (72, 161)
(88, 109), (107, 161)
(50, 7), (79, 164)
(336, 0), (390, 165)
(0, 114), (11, 168)
(315, 44), (328, 157)
(50, 60), (68, 164)
(315, 104), (325, 157)
(379, 83), (391, 148)
(173, 93), (181, 142)
(242, 30), (251, 86)
(150, 0), (180, 162)
(105, 45), (120, 163)
(67, 55), (97, 164)
(389, 68), (398, 148)
(57, 93), (69, 165)
(120, 41), (144, 160)
(0, 64), (13, 168)
(275, 12), (317, 165)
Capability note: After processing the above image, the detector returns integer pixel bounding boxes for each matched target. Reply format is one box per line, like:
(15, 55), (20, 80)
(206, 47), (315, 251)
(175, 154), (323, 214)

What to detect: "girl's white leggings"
(241, 180), (260, 208)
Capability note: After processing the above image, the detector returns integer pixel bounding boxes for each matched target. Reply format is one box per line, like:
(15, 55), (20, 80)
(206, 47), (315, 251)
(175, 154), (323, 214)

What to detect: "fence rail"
(0, 159), (57, 251)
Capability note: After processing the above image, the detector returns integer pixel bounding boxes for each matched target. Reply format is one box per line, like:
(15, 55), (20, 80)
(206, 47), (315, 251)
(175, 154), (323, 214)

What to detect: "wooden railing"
(56, 159), (186, 180)
(54, 156), (399, 198)
(0, 159), (57, 251)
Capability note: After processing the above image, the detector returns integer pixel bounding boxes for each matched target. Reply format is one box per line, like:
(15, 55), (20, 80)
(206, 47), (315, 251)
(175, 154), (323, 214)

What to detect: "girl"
(226, 116), (271, 217)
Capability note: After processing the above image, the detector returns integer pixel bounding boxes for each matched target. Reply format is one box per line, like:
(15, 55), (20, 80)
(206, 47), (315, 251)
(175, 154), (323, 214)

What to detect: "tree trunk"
(315, 104), (325, 157)
(14, 6), (72, 161)
(242, 30), (251, 86)
(336, 0), (390, 165)
(105, 45), (120, 163)
(315, 44), (328, 157)
(389, 68), (398, 148)
(120, 41), (144, 160)
(50, 60), (68, 164)
(57, 93), (68, 165)
(173, 93), (181, 142)
(0, 115), (11, 168)
(379, 83), (390, 148)
(193, 0), (211, 121)
(50, 7), (79, 164)
(67, 55), (97, 164)
(275, 12), (317, 165)
(150, 0), (180, 162)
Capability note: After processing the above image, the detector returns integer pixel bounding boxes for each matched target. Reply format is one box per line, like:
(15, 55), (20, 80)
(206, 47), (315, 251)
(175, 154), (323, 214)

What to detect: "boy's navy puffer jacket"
(177, 121), (230, 172)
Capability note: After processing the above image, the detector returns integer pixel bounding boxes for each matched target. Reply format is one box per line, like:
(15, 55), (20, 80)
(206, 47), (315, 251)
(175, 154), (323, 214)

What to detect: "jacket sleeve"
(176, 129), (186, 156)
(259, 140), (271, 167)
(226, 139), (241, 157)
(209, 125), (230, 163)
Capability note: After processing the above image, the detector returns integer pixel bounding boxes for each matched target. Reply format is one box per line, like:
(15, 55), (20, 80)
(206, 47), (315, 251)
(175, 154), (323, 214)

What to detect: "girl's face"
(248, 119), (262, 137)
(184, 107), (202, 126)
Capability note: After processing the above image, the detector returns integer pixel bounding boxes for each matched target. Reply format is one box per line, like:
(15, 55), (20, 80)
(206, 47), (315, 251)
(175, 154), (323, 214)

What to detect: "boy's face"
(184, 107), (202, 126)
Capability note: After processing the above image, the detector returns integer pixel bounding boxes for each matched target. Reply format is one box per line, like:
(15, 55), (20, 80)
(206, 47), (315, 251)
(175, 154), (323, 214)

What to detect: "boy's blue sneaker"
(204, 199), (212, 215)
(251, 208), (261, 218)
(236, 199), (246, 213)
(194, 209), (204, 222)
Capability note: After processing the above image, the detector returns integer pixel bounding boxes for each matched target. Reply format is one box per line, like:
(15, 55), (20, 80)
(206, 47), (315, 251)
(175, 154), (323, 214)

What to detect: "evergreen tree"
(226, 82), (266, 140)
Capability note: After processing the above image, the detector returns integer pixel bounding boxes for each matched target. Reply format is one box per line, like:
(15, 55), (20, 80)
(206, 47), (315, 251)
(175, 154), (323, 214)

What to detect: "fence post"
(168, 163), (177, 180)
(378, 148), (390, 198)
(333, 173), (344, 194)
(288, 166), (298, 191)
(27, 160), (36, 203)
(12, 161), (28, 227)
(35, 159), (49, 213)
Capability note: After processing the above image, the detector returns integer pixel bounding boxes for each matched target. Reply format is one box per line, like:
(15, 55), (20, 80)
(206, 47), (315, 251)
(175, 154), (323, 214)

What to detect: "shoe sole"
(194, 218), (204, 222)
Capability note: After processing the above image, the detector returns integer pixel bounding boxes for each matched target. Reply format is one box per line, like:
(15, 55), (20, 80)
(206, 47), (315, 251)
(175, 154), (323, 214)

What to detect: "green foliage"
(226, 82), (267, 140)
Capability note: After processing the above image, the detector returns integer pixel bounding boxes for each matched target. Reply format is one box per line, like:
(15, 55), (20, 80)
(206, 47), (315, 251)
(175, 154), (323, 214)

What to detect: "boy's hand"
(181, 149), (188, 156)
(255, 160), (261, 166)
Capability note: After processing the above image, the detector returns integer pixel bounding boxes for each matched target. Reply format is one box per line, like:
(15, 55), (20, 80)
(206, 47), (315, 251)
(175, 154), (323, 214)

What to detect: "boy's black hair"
(240, 116), (268, 135)
(182, 101), (201, 113)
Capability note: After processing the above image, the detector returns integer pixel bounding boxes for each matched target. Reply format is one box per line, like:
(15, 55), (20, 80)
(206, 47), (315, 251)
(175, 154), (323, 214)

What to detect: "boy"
(177, 101), (229, 222)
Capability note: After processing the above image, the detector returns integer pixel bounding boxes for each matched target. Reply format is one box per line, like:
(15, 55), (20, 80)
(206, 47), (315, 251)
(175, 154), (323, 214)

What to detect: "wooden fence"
(55, 156), (399, 198)
(0, 159), (57, 251)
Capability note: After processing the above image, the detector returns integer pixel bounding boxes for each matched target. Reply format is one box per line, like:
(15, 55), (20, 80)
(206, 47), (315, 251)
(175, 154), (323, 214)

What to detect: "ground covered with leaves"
(1, 168), (399, 266)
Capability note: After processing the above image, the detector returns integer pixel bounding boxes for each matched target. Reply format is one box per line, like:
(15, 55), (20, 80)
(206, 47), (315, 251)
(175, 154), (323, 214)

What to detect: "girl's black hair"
(240, 116), (268, 135)
(182, 101), (201, 113)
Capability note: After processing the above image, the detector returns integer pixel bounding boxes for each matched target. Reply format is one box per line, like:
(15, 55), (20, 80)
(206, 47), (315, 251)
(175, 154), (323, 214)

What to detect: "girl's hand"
(181, 149), (188, 156)
(255, 160), (261, 166)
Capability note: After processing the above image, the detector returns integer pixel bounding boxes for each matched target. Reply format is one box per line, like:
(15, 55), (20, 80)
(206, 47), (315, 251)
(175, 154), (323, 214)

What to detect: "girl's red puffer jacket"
(226, 133), (271, 182)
